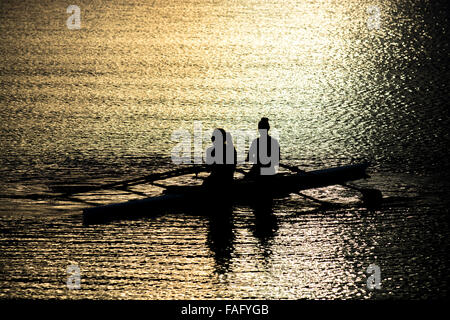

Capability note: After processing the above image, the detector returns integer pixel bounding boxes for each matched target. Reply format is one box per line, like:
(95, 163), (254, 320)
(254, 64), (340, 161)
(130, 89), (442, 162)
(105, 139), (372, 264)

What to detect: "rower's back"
(205, 129), (237, 188)
(247, 118), (280, 178)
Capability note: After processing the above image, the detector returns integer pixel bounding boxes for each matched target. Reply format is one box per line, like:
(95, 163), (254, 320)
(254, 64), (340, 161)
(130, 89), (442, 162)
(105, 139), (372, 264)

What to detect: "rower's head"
(211, 128), (226, 144)
(258, 117), (270, 135)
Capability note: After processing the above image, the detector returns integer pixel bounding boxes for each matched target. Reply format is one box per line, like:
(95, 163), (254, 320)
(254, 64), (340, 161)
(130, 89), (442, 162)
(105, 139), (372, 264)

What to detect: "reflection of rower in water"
(246, 117), (280, 179)
(246, 117), (280, 226)
(204, 129), (236, 269)
(204, 128), (237, 188)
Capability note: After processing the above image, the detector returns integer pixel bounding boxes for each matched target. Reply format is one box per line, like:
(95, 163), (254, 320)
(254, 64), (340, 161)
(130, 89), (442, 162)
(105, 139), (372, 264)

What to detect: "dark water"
(0, 0), (449, 299)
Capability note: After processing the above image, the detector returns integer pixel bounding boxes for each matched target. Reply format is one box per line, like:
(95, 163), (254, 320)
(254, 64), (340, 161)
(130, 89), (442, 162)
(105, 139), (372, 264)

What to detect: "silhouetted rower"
(246, 118), (280, 178)
(204, 128), (237, 188)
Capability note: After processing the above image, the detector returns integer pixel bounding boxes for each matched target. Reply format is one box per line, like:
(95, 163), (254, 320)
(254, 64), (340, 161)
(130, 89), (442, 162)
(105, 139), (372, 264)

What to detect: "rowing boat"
(82, 163), (370, 224)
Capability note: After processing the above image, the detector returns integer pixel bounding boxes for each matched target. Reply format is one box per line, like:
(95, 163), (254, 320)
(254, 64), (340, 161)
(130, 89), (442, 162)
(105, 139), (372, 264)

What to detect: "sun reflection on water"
(0, 0), (448, 299)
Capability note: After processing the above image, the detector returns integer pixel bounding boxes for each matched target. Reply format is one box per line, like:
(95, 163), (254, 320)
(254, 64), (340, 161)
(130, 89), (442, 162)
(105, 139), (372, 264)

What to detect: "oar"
(51, 165), (208, 195)
(279, 163), (382, 208)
